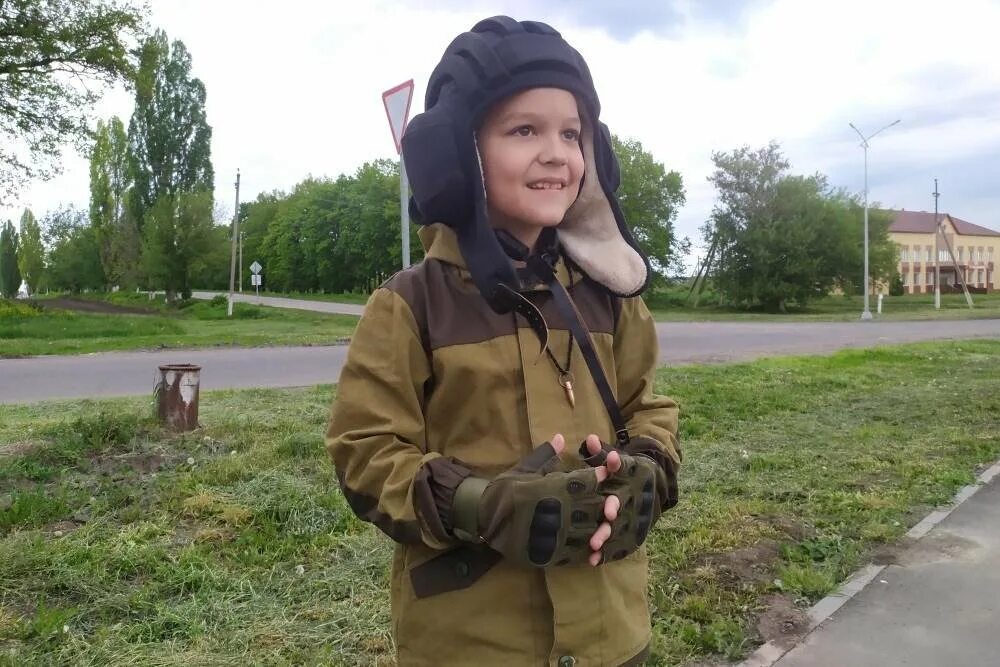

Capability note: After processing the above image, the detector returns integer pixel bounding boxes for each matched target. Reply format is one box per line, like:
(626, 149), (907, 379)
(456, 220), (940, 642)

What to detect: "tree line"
(2, 0), (898, 309)
(2, 2), (215, 300)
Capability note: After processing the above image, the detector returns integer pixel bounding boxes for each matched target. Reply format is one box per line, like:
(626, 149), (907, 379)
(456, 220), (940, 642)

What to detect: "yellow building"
(889, 210), (999, 294)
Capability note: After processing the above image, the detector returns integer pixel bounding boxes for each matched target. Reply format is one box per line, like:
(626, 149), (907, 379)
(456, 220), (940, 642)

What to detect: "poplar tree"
(90, 116), (139, 287)
(0, 220), (21, 298)
(127, 30), (214, 299)
(16, 209), (44, 295)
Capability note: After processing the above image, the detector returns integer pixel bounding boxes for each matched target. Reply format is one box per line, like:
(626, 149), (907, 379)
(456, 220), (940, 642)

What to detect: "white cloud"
(5, 0), (1000, 272)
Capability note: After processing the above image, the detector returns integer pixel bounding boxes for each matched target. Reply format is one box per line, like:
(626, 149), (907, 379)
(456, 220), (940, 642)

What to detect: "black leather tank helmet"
(401, 15), (651, 313)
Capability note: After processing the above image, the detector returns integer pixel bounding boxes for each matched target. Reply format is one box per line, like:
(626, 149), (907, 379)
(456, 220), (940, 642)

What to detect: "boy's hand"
(583, 434), (622, 566)
(451, 433), (616, 567)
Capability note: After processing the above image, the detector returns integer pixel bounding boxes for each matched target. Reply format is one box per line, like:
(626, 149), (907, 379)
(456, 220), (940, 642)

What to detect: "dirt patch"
(755, 593), (811, 649)
(35, 297), (158, 315)
(0, 441), (39, 457)
(758, 514), (816, 541)
(707, 539), (783, 587)
(43, 520), (83, 537)
(694, 540), (780, 590)
(90, 451), (167, 476)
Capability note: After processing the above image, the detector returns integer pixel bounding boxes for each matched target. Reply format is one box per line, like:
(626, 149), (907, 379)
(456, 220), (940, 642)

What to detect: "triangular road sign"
(383, 79), (414, 155)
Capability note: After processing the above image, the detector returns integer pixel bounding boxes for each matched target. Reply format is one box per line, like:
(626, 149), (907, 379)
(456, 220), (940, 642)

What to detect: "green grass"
(1, 340), (999, 664)
(238, 287), (1000, 322)
(646, 288), (1000, 322)
(0, 295), (359, 358)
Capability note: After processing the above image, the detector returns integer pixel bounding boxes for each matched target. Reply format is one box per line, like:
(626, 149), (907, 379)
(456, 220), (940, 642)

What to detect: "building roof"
(887, 210), (1000, 237)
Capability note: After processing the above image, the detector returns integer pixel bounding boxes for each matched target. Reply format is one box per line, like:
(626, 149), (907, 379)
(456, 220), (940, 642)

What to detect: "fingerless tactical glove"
(581, 436), (679, 564)
(450, 441), (609, 567)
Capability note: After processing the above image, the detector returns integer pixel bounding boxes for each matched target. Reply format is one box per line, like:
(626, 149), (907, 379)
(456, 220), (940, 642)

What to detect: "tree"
(612, 135), (688, 280)
(128, 30), (213, 234)
(127, 30), (214, 298)
(1, 219), (22, 297)
(0, 0), (146, 203)
(43, 206), (105, 293)
(704, 142), (895, 311)
(142, 190), (214, 298)
(251, 162), (421, 294)
(16, 208), (44, 295)
(90, 116), (139, 287)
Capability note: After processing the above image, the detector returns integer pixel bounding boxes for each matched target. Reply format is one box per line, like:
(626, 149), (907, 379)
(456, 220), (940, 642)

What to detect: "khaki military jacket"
(326, 223), (680, 666)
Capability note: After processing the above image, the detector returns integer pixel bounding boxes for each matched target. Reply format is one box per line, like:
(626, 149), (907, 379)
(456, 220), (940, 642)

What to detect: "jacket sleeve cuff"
(413, 457), (476, 543)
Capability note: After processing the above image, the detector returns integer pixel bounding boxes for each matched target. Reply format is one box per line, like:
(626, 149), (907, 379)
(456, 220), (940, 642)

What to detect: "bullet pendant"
(560, 373), (575, 409)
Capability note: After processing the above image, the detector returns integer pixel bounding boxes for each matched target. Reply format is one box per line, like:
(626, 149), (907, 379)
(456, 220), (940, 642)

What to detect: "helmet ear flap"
(595, 121), (620, 193)
(402, 107), (471, 226)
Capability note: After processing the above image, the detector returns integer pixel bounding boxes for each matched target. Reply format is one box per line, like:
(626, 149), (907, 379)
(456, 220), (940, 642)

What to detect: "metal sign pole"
(401, 158), (410, 269)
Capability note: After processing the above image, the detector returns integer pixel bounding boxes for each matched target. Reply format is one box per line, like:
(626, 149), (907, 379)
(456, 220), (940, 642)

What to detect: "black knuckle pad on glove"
(473, 448), (610, 568)
(593, 452), (667, 564)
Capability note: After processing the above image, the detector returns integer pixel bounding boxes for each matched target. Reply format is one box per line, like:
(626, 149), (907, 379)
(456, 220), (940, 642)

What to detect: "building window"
(928, 272), (935, 286)
(914, 272), (922, 285)
(978, 269), (984, 284)
(902, 271), (909, 286)
(926, 247), (933, 261)
(958, 247), (964, 261)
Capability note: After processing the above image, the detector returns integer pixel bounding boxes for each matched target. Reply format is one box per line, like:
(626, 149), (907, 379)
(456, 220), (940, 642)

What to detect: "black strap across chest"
(527, 253), (630, 448)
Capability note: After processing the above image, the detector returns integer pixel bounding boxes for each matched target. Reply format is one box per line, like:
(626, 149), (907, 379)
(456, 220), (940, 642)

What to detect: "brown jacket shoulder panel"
(383, 258), (515, 351)
(383, 257), (619, 353)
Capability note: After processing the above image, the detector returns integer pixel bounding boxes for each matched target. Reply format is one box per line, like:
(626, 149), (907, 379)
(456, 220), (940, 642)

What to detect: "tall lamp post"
(849, 119), (900, 320)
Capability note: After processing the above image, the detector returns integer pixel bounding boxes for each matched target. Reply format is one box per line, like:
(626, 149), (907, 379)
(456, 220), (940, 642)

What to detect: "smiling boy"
(327, 16), (680, 666)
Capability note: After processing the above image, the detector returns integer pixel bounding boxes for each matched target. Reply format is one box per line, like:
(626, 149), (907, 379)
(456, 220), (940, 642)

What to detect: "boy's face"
(477, 87), (585, 246)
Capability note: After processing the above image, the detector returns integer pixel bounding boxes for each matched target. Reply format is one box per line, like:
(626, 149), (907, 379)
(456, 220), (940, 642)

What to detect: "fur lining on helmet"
(559, 122), (647, 296)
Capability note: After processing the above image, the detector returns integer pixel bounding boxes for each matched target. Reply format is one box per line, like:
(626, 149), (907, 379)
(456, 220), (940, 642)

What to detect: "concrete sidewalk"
(767, 469), (1000, 667)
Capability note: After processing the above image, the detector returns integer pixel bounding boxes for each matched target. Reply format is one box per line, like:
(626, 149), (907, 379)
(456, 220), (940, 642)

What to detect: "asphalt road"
(2, 318), (998, 404)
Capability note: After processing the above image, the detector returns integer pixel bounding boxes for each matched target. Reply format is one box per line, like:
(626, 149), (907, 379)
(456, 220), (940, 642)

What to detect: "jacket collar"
(419, 223), (576, 290)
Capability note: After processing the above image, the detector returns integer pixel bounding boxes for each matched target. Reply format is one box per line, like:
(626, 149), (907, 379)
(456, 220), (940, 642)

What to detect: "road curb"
(739, 458), (1000, 667)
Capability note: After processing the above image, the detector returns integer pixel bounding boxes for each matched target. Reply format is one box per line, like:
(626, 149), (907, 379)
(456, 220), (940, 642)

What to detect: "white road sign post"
(382, 79), (415, 269)
(250, 261), (262, 297)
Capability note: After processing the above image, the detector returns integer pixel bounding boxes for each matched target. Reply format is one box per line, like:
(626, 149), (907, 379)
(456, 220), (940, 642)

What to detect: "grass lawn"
(241, 288), (1000, 322)
(0, 295), (359, 358)
(1, 339), (999, 665)
(646, 291), (1000, 322)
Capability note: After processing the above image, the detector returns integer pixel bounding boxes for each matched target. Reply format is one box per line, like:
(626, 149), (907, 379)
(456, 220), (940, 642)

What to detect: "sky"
(5, 0), (1000, 270)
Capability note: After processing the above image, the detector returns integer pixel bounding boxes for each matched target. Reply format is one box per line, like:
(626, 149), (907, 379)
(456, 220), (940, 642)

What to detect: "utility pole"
(239, 231), (244, 293)
(227, 169), (241, 317)
(933, 179), (941, 309)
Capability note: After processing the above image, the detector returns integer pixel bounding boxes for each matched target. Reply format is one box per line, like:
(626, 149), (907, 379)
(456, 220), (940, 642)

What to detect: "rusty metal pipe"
(155, 363), (202, 432)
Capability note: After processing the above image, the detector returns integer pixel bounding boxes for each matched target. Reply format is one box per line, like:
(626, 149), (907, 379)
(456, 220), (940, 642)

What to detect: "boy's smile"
(477, 87), (585, 250)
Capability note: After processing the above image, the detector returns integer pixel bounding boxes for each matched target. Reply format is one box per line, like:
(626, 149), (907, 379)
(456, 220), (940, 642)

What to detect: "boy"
(326, 16), (680, 666)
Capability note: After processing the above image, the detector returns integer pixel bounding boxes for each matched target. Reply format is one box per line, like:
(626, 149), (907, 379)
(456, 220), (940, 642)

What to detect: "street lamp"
(849, 118), (900, 321)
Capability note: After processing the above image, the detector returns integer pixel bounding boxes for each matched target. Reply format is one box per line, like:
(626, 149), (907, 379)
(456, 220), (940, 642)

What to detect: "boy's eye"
(562, 129), (580, 141)
(511, 125), (535, 137)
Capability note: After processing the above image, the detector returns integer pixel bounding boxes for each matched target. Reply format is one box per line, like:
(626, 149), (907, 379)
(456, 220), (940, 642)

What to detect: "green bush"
(0, 299), (41, 318)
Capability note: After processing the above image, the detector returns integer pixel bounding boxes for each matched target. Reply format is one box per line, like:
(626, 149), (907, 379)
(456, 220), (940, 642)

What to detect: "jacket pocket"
(409, 543), (503, 599)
